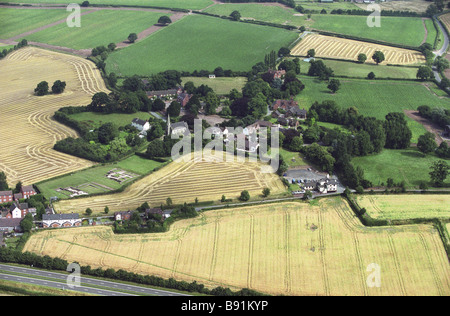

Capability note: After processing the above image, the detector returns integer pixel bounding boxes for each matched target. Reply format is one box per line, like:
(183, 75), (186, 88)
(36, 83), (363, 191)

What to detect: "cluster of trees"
(34, 80), (67, 96)
(0, 247), (263, 296)
(86, 90), (150, 114)
(0, 39), (28, 59)
(417, 105), (450, 129)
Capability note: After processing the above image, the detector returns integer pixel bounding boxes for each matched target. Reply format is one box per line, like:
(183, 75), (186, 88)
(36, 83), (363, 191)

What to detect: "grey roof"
(171, 121), (189, 130)
(42, 213), (79, 221)
(0, 218), (22, 228)
(21, 185), (35, 192)
(132, 118), (147, 126)
(0, 191), (12, 196)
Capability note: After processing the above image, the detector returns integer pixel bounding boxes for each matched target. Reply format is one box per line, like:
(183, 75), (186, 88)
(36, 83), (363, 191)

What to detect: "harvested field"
(24, 197), (450, 296)
(0, 47), (109, 186)
(356, 195), (450, 221)
(53, 152), (287, 214)
(291, 34), (425, 65)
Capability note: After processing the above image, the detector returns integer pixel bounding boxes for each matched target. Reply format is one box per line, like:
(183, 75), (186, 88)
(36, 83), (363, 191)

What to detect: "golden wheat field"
(440, 13), (450, 33)
(53, 152), (287, 215)
(291, 34), (425, 65)
(356, 195), (450, 220)
(0, 47), (109, 186)
(23, 197), (450, 296)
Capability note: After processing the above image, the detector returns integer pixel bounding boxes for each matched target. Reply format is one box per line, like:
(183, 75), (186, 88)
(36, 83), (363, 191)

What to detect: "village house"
(114, 210), (133, 222)
(302, 178), (338, 194)
(177, 93), (192, 107)
(0, 218), (22, 233)
(271, 99), (298, 111)
(286, 107), (307, 120)
(21, 185), (37, 199)
(266, 69), (286, 81)
(131, 118), (151, 135)
(42, 213), (81, 228)
(146, 87), (183, 99)
(0, 191), (13, 204)
(168, 120), (189, 136)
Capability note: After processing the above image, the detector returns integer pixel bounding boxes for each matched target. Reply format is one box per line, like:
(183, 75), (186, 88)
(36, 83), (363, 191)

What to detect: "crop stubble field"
(53, 152), (287, 214)
(0, 47), (109, 186)
(24, 198), (450, 296)
(291, 34), (425, 65)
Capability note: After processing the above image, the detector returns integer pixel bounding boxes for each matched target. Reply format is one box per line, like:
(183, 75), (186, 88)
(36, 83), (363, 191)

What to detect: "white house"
(9, 204), (22, 219)
(131, 118), (151, 135)
(42, 213), (81, 228)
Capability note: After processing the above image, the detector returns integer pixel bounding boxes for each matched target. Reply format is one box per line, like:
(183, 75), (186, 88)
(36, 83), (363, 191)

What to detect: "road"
(432, 15), (449, 83)
(0, 264), (190, 296)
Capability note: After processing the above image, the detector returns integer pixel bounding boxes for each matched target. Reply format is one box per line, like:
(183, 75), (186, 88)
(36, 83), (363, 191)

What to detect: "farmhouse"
(114, 210), (133, 221)
(146, 87), (182, 99)
(0, 191), (13, 203)
(266, 69), (286, 81)
(168, 121), (190, 136)
(302, 178), (338, 194)
(42, 213), (81, 228)
(131, 118), (151, 134)
(272, 99), (298, 111)
(286, 107), (307, 119)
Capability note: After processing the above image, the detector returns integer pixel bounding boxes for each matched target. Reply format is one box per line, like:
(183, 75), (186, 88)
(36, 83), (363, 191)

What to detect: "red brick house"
(267, 69), (286, 81)
(114, 210), (133, 221)
(271, 99), (299, 111)
(177, 93), (192, 107)
(21, 186), (36, 199)
(0, 191), (13, 203)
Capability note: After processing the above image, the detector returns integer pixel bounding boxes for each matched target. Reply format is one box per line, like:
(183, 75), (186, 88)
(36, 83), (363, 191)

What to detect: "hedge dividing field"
(24, 197), (450, 296)
(106, 14), (298, 76)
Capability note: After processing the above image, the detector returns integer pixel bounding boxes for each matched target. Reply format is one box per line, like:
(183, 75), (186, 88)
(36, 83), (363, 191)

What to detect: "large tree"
(417, 132), (437, 154)
(327, 79), (341, 94)
(0, 172), (8, 191)
(372, 51), (385, 65)
(158, 16), (172, 25)
(51, 80), (66, 94)
(429, 160), (449, 187)
(98, 122), (119, 144)
(230, 10), (241, 21)
(128, 33), (138, 43)
(416, 66), (433, 81)
(34, 81), (49, 96)
(383, 112), (412, 149)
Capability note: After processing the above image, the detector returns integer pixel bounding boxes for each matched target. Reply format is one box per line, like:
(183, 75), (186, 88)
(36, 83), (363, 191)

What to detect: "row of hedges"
(0, 246), (264, 296)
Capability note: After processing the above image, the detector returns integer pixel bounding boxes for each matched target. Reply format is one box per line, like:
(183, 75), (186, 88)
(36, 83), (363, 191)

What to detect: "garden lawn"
(204, 3), (307, 27)
(295, 77), (450, 143)
(106, 14), (298, 76)
(310, 15), (427, 47)
(3, 0), (213, 10)
(26, 9), (164, 49)
(0, 8), (70, 39)
(68, 111), (152, 129)
(299, 58), (419, 79)
(181, 77), (247, 95)
(352, 148), (450, 188)
(36, 155), (164, 200)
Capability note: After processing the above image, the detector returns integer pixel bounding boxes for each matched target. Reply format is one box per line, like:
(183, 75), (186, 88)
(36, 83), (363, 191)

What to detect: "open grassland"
(294, 1), (360, 11)
(295, 77), (450, 143)
(26, 9), (165, 50)
(352, 149), (450, 188)
(24, 197), (450, 296)
(355, 0), (430, 13)
(0, 47), (110, 186)
(181, 77), (247, 95)
(0, 8), (70, 39)
(36, 155), (164, 200)
(310, 15), (429, 47)
(356, 195), (450, 220)
(291, 34), (425, 65)
(67, 111), (152, 129)
(53, 152), (287, 215)
(106, 14), (298, 76)
(204, 3), (306, 26)
(299, 58), (419, 79)
(3, 0), (213, 10)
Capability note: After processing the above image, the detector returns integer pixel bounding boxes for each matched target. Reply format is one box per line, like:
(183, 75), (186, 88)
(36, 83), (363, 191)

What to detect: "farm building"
(302, 178), (338, 194)
(42, 213), (81, 228)
(146, 87), (182, 99)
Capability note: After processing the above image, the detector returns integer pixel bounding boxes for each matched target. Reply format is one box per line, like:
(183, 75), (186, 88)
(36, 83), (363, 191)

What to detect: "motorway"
(0, 263), (190, 296)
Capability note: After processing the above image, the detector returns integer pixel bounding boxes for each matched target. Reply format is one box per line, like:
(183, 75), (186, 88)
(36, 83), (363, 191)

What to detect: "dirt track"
(404, 110), (448, 145)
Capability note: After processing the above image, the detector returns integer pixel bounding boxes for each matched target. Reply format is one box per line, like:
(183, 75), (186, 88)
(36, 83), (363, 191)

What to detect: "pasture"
(23, 197), (450, 296)
(0, 47), (110, 186)
(0, 7), (70, 39)
(25, 9), (165, 50)
(310, 15), (430, 47)
(295, 77), (450, 143)
(352, 148), (450, 188)
(67, 111), (152, 130)
(36, 155), (164, 200)
(3, 0), (213, 10)
(356, 194), (450, 220)
(105, 14), (298, 76)
(291, 34), (426, 65)
(53, 152), (287, 215)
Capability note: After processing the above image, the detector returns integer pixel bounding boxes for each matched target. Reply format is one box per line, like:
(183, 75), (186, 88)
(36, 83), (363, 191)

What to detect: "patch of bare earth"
(404, 110), (448, 145)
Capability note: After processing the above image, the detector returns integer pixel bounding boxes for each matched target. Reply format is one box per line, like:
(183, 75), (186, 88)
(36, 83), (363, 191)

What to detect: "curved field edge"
(23, 197), (450, 296)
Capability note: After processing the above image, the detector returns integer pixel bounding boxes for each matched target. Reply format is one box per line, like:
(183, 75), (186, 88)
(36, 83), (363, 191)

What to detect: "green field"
(181, 76), (247, 95)
(36, 155), (164, 200)
(352, 148), (450, 188)
(106, 14), (298, 76)
(295, 77), (450, 142)
(294, 1), (360, 11)
(0, 8), (70, 39)
(204, 3), (306, 26)
(68, 111), (152, 129)
(3, 0), (213, 10)
(299, 58), (419, 79)
(26, 9), (165, 49)
(310, 15), (429, 47)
